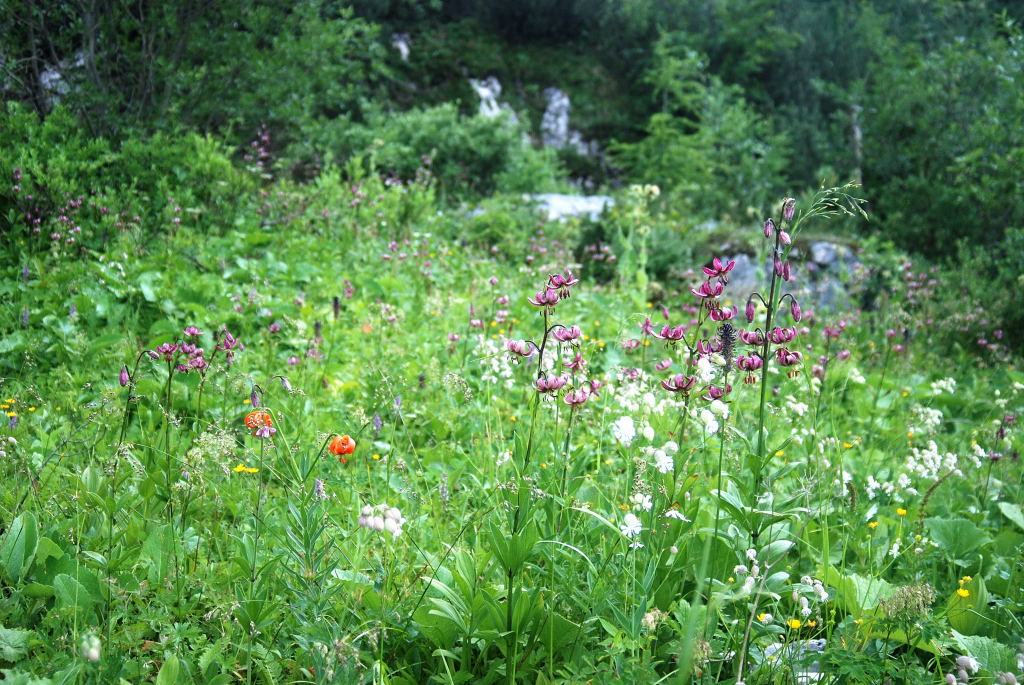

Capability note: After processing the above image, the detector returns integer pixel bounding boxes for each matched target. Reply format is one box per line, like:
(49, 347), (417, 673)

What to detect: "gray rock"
(530, 193), (614, 221)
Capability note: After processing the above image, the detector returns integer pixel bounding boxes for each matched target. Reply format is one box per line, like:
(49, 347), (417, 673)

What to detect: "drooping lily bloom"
(527, 287), (560, 308)
(652, 324), (686, 342)
(776, 348), (802, 366)
(563, 350), (587, 372)
(552, 325), (582, 343)
(536, 375), (568, 394)
(660, 374), (697, 394)
(737, 354), (763, 372)
(737, 354), (763, 383)
(702, 384), (732, 401)
(710, 306), (736, 321)
(740, 329), (765, 346)
(654, 359), (673, 371)
(639, 317), (655, 336)
(244, 411), (272, 431)
(768, 326), (797, 344)
(329, 434), (356, 458)
(154, 342), (179, 361)
(622, 338), (641, 350)
(548, 270), (579, 297)
(506, 339), (534, 358)
(563, 388), (589, 407)
(183, 326), (203, 338)
(588, 378), (606, 398)
(254, 425), (276, 439)
(702, 257), (736, 279)
(691, 280), (724, 299)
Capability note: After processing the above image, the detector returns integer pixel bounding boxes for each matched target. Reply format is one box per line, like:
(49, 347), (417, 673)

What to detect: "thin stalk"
(754, 231), (782, 495)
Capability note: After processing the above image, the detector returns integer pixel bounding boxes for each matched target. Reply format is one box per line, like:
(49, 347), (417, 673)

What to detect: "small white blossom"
(620, 513), (643, 538)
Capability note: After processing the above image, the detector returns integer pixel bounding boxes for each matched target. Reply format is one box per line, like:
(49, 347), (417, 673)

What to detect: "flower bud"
(779, 230), (791, 246)
(250, 388), (260, 408)
(790, 298), (802, 322)
(119, 365), (130, 387)
(782, 197), (796, 222)
(745, 298), (756, 323)
(763, 218), (775, 239)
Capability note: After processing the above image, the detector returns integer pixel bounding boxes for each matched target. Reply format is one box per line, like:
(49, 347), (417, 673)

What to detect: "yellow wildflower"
(868, 521), (879, 529)
(896, 508), (907, 516)
(957, 588), (970, 598)
(787, 619), (801, 630)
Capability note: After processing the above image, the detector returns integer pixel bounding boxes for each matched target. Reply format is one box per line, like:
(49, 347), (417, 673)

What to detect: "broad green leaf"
(951, 631), (1017, 673)
(0, 624), (33, 662)
(1, 512), (39, 582)
(997, 502), (1024, 532)
(155, 654), (179, 685)
(926, 518), (990, 559)
(823, 567), (895, 614)
(946, 575), (988, 635)
(53, 574), (93, 616)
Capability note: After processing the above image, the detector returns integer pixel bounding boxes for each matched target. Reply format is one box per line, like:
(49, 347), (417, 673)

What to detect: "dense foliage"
(1, 2), (1023, 684)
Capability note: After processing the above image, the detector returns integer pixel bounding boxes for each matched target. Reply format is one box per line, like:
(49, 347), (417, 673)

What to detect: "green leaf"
(138, 272), (161, 303)
(926, 518), (990, 559)
(33, 537), (63, 568)
(0, 625), (33, 662)
(823, 567), (895, 614)
(997, 502), (1024, 532)
(1, 512), (39, 582)
(946, 575), (988, 635)
(155, 655), (180, 685)
(53, 574), (93, 616)
(951, 631), (1017, 673)
(141, 525), (173, 587)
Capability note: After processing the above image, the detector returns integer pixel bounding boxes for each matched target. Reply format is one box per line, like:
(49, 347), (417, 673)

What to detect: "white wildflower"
(620, 513), (643, 538)
(611, 415), (637, 446)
